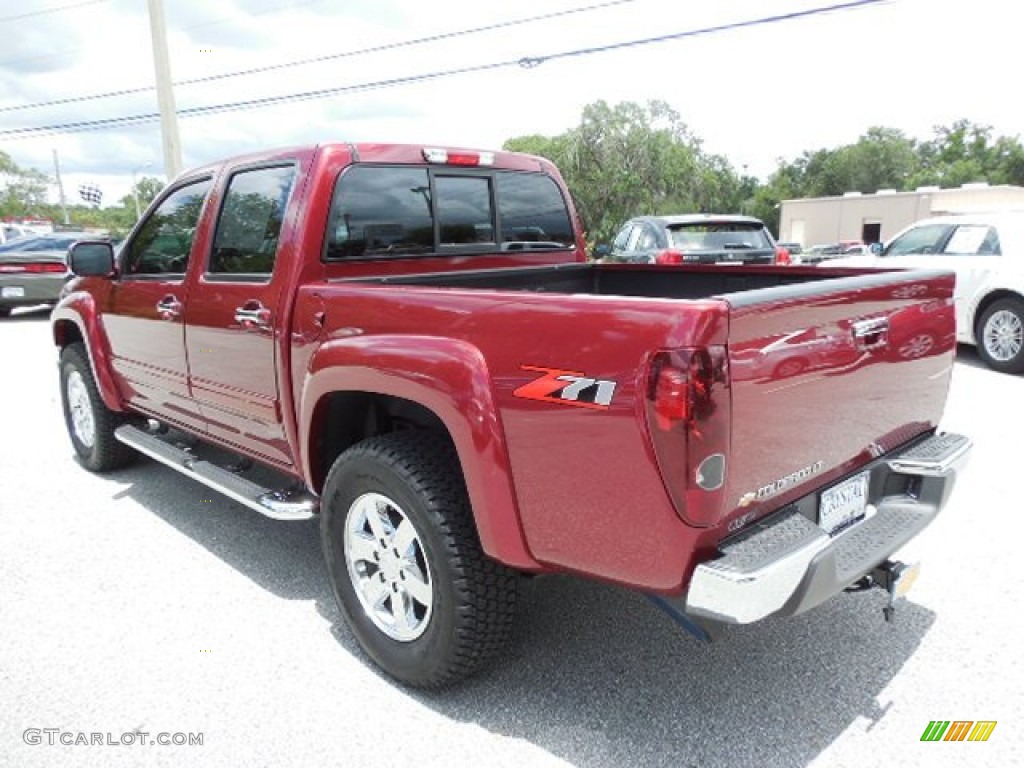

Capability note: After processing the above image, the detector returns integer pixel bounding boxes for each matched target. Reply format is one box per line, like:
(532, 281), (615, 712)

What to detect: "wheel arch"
(300, 336), (538, 570)
(52, 295), (124, 412)
(970, 289), (1024, 342)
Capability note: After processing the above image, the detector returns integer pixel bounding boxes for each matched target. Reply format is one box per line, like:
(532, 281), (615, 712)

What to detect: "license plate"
(819, 472), (869, 534)
(2, 286), (25, 298)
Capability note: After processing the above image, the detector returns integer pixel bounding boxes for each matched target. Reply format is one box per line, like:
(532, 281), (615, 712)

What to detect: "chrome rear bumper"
(683, 432), (971, 625)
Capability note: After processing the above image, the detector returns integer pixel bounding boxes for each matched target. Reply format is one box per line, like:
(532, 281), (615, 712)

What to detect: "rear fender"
(51, 292), (124, 412)
(300, 335), (537, 570)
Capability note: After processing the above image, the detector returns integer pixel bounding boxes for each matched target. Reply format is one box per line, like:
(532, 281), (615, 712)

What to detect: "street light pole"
(52, 149), (70, 226)
(131, 163), (151, 220)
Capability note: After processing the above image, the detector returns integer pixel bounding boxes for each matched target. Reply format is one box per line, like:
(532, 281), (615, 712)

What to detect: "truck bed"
(316, 261), (957, 589)
(348, 262), (897, 302)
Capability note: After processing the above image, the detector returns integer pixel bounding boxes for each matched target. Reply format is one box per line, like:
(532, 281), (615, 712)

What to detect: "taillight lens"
(655, 249), (684, 265)
(645, 347), (731, 527)
(775, 246), (791, 265)
(0, 262), (66, 274)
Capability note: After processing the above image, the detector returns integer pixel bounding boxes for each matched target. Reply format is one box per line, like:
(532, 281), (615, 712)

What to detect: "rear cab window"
(324, 165), (574, 260)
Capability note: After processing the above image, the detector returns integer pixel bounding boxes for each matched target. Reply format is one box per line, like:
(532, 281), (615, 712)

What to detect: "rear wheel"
(59, 343), (136, 471)
(0, 307), (11, 318)
(321, 431), (519, 688)
(976, 298), (1024, 374)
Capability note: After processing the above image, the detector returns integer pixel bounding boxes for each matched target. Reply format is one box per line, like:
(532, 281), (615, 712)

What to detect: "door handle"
(234, 302), (272, 330)
(156, 295), (182, 320)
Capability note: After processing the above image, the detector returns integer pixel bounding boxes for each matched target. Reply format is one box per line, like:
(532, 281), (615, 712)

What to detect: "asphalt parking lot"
(1, 305), (1021, 768)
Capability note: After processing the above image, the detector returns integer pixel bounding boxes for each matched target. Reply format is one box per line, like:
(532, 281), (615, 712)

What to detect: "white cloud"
(1, 0), (1022, 206)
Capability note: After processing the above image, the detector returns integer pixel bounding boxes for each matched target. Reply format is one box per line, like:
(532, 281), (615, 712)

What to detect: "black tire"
(59, 342), (136, 471)
(321, 431), (519, 688)
(976, 297), (1024, 374)
(0, 307), (11, 318)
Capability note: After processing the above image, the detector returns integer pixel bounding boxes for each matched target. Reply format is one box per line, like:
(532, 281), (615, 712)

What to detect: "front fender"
(300, 335), (538, 570)
(51, 292), (124, 412)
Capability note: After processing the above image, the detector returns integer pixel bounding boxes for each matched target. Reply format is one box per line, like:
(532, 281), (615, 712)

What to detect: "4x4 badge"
(513, 365), (617, 410)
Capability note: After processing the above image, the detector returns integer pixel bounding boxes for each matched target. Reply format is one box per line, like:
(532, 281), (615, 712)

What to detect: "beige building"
(779, 183), (1024, 247)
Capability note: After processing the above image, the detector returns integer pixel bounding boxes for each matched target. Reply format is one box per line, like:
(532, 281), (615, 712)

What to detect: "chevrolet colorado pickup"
(53, 143), (971, 688)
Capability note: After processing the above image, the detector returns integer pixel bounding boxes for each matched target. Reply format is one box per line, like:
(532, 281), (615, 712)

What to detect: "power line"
(0, 0), (324, 72)
(0, 0), (889, 141)
(0, 0), (638, 114)
(0, 0), (107, 23)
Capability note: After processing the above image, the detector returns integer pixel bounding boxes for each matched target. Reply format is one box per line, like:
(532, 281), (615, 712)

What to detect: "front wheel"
(59, 343), (136, 471)
(976, 298), (1024, 374)
(321, 431), (519, 688)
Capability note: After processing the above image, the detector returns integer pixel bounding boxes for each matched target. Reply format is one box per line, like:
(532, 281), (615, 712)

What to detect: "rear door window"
(612, 224), (634, 252)
(943, 225), (1001, 255)
(209, 164), (297, 277)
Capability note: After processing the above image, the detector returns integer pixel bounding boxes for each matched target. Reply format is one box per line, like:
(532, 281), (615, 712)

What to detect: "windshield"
(668, 222), (772, 251)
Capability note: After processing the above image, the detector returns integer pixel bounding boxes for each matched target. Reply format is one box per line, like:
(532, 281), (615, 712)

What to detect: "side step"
(114, 425), (318, 521)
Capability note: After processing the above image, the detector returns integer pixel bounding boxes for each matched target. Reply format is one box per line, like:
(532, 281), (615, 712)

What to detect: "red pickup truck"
(53, 143), (971, 688)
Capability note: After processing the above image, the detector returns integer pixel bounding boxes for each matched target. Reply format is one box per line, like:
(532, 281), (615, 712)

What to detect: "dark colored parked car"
(0, 232), (99, 317)
(607, 214), (787, 265)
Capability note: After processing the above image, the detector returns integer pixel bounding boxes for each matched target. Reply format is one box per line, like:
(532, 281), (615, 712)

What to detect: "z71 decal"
(513, 365), (617, 410)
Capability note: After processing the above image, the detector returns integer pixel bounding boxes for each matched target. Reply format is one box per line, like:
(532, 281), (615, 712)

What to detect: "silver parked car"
(0, 232), (99, 318)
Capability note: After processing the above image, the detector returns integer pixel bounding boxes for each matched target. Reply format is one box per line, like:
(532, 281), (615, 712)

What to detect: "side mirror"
(869, 242), (883, 255)
(593, 243), (611, 258)
(69, 241), (115, 277)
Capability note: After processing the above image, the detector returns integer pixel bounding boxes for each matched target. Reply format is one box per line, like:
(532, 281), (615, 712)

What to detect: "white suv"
(828, 212), (1024, 373)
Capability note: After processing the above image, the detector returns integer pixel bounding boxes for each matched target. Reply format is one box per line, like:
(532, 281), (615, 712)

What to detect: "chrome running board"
(114, 425), (317, 521)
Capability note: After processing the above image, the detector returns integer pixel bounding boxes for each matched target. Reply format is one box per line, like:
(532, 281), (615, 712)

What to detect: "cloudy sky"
(0, 0), (1019, 207)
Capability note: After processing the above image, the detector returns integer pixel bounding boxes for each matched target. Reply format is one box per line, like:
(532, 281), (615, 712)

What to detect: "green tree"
(911, 119), (1024, 188)
(120, 176), (165, 216)
(0, 150), (51, 218)
(506, 100), (747, 245)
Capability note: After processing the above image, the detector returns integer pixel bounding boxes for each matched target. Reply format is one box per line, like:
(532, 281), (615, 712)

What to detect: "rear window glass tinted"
(496, 173), (574, 248)
(668, 222), (772, 251)
(326, 166), (433, 259)
(435, 176), (493, 245)
(325, 166), (574, 259)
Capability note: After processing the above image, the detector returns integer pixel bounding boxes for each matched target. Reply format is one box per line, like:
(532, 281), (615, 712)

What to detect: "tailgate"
(719, 269), (956, 531)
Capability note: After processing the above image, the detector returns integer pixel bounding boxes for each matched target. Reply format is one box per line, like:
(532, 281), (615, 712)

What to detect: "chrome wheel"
(898, 333), (934, 359)
(983, 309), (1023, 362)
(344, 492), (433, 642)
(66, 370), (96, 448)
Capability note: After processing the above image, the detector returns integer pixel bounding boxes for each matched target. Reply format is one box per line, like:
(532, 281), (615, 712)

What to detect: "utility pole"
(51, 149), (70, 226)
(147, 0), (182, 180)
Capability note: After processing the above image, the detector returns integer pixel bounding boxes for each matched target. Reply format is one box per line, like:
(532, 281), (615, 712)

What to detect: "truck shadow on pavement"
(414, 575), (934, 768)
(112, 458), (935, 768)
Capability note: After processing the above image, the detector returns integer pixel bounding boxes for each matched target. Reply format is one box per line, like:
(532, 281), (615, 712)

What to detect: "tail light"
(0, 262), (66, 274)
(655, 249), (684, 265)
(775, 246), (791, 265)
(645, 347), (731, 527)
